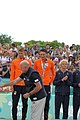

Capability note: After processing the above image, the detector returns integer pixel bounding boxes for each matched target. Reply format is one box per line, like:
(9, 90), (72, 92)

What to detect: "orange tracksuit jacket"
(34, 58), (56, 85)
(10, 58), (32, 86)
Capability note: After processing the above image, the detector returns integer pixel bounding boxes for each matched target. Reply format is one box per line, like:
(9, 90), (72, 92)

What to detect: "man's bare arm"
(0, 77), (22, 88)
(23, 81), (42, 99)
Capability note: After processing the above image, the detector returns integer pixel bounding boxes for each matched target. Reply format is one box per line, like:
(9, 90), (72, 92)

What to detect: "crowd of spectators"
(0, 42), (80, 80)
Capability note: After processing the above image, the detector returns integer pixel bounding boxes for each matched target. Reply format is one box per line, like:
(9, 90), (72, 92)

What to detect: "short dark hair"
(70, 46), (73, 50)
(18, 47), (24, 52)
(35, 51), (39, 55)
(40, 49), (47, 53)
(12, 43), (16, 47)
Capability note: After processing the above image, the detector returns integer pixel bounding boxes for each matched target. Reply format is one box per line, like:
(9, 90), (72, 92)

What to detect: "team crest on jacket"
(67, 73), (69, 76)
(27, 78), (29, 81)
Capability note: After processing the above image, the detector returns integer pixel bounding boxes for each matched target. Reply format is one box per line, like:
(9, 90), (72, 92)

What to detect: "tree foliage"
(0, 34), (13, 44)
(25, 40), (62, 49)
(0, 33), (80, 49)
(14, 42), (22, 46)
(49, 40), (62, 48)
(76, 45), (80, 50)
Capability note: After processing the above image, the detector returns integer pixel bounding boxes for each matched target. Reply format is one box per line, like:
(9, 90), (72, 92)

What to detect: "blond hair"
(59, 59), (68, 66)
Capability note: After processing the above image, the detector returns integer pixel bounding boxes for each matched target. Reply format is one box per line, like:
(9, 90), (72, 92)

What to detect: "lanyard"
(41, 60), (48, 79)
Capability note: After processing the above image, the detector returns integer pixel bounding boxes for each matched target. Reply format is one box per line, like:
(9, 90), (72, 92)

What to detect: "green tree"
(25, 40), (62, 49)
(76, 45), (80, 51)
(0, 34), (13, 44)
(14, 42), (22, 46)
(49, 40), (62, 48)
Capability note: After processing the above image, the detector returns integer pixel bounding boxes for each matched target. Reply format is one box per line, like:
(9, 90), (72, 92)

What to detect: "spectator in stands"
(53, 59), (73, 119)
(68, 55), (77, 69)
(24, 43), (29, 51)
(75, 55), (80, 68)
(46, 51), (52, 59)
(53, 57), (59, 71)
(0, 61), (3, 78)
(11, 50), (18, 60)
(77, 48), (80, 56)
(31, 43), (40, 56)
(34, 51), (40, 60)
(27, 50), (34, 65)
(0, 60), (10, 78)
(24, 49), (28, 59)
(70, 46), (77, 57)
(10, 43), (18, 53)
(3, 61), (11, 78)
(68, 63), (76, 73)
(0, 50), (11, 65)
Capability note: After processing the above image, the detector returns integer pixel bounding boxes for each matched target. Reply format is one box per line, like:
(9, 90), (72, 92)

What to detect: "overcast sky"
(0, 0), (80, 46)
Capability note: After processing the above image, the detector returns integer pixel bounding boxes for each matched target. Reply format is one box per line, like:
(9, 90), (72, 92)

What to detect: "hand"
(78, 83), (80, 87)
(3, 87), (9, 92)
(23, 93), (30, 99)
(62, 76), (68, 81)
(0, 86), (3, 91)
(7, 66), (10, 71)
(10, 86), (14, 92)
